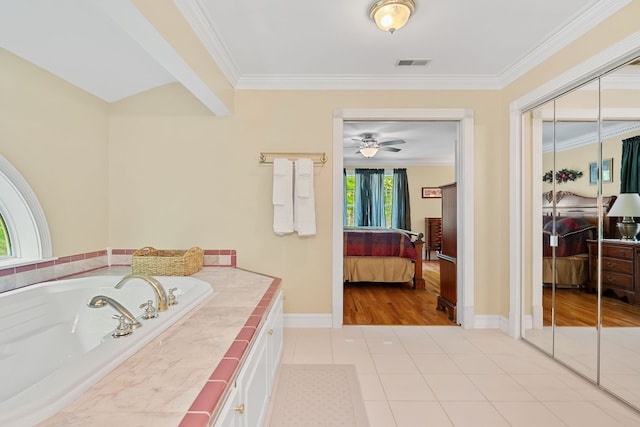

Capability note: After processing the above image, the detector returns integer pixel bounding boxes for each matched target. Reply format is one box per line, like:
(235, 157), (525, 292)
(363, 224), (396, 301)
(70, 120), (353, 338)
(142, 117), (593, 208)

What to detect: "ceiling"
(0, 0), (631, 165)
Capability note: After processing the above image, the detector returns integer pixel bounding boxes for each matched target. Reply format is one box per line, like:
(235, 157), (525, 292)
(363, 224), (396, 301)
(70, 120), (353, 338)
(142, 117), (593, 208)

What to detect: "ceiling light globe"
(360, 147), (379, 158)
(370, 0), (415, 34)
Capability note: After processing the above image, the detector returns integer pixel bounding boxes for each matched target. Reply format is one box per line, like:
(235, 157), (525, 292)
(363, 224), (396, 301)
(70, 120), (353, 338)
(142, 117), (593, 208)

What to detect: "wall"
(0, 49), (110, 256)
(108, 88), (501, 315)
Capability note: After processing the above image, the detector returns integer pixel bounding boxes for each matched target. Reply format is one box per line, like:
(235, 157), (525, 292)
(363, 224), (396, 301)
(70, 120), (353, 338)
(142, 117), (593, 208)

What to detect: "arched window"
(0, 155), (52, 267)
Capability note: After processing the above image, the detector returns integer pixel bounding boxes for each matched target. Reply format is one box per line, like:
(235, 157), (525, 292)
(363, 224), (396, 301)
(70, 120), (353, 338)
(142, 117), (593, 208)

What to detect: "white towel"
(273, 158), (294, 235)
(294, 158), (316, 236)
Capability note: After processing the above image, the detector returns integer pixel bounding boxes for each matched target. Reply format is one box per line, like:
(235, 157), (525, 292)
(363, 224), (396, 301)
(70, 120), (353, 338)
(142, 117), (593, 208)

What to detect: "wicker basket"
(131, 246), (203, 276)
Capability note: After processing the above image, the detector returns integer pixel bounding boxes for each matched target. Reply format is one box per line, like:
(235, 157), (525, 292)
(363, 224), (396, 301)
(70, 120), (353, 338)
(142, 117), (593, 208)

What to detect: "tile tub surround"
(0, 248), (236, 293)
(36, 266), (280, 427)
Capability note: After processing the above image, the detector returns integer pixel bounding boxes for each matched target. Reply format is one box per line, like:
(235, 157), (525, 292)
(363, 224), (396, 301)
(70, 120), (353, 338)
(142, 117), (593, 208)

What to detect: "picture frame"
(422, 187), (442, 199)
(589, 158), (613, 184)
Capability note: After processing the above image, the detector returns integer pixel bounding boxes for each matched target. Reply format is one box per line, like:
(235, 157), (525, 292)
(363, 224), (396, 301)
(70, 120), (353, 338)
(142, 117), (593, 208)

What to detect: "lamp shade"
(360, 147), (379, 158)
(607, 193), (640, 217)
(369, 0), (415, 33)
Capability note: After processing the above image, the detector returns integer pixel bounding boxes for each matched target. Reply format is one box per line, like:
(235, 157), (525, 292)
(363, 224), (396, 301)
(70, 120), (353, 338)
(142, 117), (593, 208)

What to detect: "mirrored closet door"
(522, 57), (640, 410)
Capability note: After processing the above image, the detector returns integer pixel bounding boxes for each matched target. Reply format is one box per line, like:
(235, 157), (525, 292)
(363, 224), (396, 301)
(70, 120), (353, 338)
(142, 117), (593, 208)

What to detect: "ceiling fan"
(349, 133), (406, 158)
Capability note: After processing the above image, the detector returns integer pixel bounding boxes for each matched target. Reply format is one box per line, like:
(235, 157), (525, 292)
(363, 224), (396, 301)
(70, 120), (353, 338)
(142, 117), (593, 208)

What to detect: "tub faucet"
(114, 274), (169, 312)
(88, 295), (142, 329)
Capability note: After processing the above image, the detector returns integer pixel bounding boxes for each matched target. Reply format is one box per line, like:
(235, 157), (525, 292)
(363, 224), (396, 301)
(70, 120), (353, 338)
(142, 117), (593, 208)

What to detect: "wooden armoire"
(437, 183), (457, 323)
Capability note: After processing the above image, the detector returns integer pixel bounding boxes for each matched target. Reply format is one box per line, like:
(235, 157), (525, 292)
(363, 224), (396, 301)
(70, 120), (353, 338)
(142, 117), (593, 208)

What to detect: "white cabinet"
(214, 290), (283, 427)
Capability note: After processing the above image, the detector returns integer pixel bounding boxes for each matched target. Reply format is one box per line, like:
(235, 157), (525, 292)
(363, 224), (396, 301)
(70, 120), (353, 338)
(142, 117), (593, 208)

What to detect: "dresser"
(587, 239), (640, 305)
(437, 183), (457, 322)
(424, 217), (442, 260)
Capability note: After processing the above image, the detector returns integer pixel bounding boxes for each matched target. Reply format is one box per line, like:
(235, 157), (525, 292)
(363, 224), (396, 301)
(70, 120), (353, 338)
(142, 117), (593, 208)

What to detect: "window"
(0, 155), (52, 266)
(344, 169), (394, 227)
(0, 213), (10, 257)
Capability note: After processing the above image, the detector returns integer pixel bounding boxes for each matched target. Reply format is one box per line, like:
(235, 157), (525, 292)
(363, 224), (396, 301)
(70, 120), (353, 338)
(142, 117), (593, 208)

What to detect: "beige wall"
(0, 49), (110, 256)
(2, 1), (639, 319)
(108, 88), (501, 314)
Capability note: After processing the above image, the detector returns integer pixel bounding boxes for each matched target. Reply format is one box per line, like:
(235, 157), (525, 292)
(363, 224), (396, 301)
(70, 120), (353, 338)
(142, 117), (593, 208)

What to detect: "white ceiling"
(0, 0), (632, 165)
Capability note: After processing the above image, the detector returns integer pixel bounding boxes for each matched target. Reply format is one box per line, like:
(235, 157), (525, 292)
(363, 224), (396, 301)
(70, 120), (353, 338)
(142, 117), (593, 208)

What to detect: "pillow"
(543, 216), (596, 237)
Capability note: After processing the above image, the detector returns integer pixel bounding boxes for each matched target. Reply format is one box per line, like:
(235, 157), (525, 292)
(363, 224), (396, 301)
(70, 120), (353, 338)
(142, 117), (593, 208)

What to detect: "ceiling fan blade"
(380, 147), (401, 152)
(377, 139), (406, 147)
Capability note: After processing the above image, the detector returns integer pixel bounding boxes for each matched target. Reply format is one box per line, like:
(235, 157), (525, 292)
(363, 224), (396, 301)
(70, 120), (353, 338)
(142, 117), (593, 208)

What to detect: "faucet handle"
(112, 316), (133, 338)
(139, 300), (159, 319)
(168, 288), (179, 306)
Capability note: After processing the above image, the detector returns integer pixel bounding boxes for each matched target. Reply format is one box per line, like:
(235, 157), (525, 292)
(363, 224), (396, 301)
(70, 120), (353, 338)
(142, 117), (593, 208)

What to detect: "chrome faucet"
(113, 274), (169, 312)
(88, 295), (142, 329)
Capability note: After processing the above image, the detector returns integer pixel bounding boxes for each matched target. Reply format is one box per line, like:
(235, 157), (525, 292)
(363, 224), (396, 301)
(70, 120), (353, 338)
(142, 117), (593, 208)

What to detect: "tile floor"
(273, 326), (640, 427)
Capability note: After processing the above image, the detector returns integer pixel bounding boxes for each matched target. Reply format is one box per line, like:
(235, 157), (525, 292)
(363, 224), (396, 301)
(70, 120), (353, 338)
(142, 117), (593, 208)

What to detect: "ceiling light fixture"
(360, 147), (379, 158)
(369, 0), (415, 34)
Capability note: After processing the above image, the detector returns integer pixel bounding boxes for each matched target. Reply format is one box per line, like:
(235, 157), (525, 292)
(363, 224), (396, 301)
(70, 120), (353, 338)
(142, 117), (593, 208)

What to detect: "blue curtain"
(620, 136), (640, 193)
(354, 169), (386, 226)
(391, 168), (411, 230)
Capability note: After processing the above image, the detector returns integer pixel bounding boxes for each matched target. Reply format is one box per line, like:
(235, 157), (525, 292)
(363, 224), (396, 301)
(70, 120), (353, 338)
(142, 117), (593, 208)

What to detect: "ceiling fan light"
(370, 0), (415, 34)
(360, 147), (379, 158)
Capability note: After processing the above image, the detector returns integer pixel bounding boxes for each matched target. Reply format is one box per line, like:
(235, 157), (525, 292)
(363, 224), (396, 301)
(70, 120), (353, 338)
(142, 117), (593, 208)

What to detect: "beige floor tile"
(449, 354), (505, 374)
(363, 401), (397, 427)
(441, 401), (510, 427)
(379, 374), (435, 401)
(358, 373), (387, 400)
(333, 351), (377, 374)
(372, 353), (419, 374)
(543, 401), (626, 427)
(411, 353), (462, 374)
(467, 374), (536, 401)
(423, 374), (485, 401)
(492, 401), (566, 427)
(389, 401), (453, 427)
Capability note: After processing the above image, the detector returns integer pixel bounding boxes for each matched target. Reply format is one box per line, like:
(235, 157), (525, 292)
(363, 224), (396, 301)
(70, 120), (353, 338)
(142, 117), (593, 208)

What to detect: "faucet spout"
(88, 295), (142, 329)
(114, 274), (169, 312)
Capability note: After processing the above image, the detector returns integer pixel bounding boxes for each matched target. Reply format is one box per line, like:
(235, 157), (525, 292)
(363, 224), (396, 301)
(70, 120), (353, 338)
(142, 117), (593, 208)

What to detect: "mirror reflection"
(599, 60), (640, 409)
(523, 57), (640, 409)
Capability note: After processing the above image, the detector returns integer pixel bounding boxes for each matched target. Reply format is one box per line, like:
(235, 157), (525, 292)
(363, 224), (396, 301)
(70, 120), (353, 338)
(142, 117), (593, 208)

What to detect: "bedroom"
(342, 120), (456, 325)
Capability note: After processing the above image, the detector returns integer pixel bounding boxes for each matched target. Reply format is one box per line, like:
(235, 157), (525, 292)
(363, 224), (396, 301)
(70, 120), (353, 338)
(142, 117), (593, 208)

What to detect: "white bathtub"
(0, 274), (213, 426)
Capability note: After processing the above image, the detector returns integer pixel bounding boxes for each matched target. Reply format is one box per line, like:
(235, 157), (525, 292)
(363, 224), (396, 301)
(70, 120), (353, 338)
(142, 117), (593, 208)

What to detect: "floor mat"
(267, 364), (370, 427)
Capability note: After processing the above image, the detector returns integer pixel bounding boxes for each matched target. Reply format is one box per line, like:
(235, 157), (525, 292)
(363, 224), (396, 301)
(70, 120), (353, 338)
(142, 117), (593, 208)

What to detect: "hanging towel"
(273, 158), (294, 235)
(294, 158), (316, 236)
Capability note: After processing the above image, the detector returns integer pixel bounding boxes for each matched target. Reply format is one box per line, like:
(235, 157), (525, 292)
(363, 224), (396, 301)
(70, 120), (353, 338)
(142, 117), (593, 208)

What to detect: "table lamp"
(607, 193), (640, 241)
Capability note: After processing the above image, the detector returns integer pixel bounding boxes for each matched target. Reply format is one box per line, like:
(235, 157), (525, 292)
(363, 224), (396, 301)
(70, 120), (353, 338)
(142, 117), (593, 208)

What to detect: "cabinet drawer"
(601, 271), (634, 290)
(601, 257), (634, 275)
(601, 245), (634, 260)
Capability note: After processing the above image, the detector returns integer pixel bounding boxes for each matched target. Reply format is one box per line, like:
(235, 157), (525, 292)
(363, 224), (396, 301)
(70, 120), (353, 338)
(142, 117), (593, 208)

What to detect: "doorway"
(331, 108), (476, 328)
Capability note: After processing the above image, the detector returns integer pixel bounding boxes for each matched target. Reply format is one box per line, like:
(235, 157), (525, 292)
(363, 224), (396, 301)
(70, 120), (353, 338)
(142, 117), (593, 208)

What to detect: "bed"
(343, 227), (425, 289)
(542, 191), (617, 287)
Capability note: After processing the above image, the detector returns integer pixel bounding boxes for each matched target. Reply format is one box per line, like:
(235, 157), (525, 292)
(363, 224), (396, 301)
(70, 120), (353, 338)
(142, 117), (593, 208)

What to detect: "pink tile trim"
(235, 327), (257, 343)
(209, 358), (239, 383)
(244, 315), (262, 328)
(15, 264), (36, 273)
(36, 260), (55, 269)
(224, 341), (249, 360)
(188, 380), (227, 415)
(0, 268), (15, 277)
(178, 412), (210, 427)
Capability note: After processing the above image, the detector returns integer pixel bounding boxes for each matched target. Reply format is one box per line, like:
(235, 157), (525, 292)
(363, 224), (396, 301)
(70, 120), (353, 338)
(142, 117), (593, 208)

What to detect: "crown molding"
(498, 0), (630, 88)
(235, 74), (501, 90)
(174, 0), (241, 87)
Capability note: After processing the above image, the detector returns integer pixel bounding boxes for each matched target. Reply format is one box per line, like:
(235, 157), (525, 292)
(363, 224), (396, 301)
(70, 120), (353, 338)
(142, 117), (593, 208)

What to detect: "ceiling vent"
(396, 59), (430, 67)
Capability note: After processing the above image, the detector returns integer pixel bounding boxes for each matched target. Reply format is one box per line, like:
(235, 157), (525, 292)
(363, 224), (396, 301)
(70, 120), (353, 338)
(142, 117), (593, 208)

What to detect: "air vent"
(396, 59), (430, 67)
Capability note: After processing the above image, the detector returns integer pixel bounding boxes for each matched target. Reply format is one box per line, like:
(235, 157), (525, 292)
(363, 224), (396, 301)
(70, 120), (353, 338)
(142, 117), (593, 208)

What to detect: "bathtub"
(0, 274), (213, 426)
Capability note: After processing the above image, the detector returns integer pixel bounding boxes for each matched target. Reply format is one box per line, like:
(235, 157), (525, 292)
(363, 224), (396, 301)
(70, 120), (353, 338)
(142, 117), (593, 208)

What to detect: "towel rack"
(259, 152), (327, 166)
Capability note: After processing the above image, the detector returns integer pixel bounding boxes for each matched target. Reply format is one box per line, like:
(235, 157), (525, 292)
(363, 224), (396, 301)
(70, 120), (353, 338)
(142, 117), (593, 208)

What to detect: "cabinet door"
(238, 332), (269, 427)
(213, 385), (241, 427)
(266, 291), (284, 390)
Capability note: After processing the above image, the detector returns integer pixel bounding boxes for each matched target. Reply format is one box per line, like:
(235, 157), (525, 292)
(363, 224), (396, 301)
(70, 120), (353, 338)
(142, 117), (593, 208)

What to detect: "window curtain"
(391, 168), (411, 230)
(343, 169), (347, 226)
(354, 168), (386, 227)
(620, 136), (640, 193)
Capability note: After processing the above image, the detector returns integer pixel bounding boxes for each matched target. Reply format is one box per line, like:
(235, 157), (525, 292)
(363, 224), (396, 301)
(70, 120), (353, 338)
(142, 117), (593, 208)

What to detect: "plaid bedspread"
(343, 227), (417, 260)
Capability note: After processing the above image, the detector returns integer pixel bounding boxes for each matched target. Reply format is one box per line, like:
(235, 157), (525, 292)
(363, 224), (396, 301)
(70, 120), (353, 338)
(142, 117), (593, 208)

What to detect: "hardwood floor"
(343, 259), (455, 326)
(543, 286), (640, 327)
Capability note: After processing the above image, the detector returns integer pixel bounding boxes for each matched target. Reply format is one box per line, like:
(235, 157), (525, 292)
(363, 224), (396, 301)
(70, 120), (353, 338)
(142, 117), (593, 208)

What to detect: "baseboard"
(473, 314), (503, 329)
(283, 313), (333, 328)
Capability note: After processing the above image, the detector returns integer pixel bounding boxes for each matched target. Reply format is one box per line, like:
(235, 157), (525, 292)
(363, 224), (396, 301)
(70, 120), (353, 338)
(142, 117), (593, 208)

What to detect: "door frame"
(332, 108), (475, 328)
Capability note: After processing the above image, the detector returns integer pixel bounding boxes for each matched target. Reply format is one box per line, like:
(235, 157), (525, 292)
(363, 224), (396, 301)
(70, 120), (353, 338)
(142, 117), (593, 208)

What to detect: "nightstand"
(587, 239), (640, 305)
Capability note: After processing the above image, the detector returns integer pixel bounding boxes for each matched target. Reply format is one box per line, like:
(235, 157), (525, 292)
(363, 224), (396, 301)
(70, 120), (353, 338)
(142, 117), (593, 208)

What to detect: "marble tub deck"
(37, 266), (280, 427)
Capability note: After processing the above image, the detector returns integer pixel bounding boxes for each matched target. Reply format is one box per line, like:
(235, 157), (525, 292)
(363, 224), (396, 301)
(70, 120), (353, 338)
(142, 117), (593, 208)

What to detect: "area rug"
(267, 364), (370, 427)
